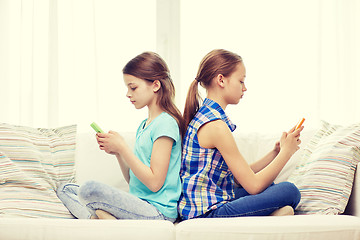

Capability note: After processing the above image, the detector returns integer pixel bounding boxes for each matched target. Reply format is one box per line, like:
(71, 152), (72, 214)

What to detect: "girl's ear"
(215, 74), (225, 88)
(152, 80), (161, 93)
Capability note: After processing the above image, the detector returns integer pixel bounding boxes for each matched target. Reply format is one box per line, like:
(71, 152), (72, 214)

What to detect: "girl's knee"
(79, 180), (103, 202)
(280, 181), (301, 206)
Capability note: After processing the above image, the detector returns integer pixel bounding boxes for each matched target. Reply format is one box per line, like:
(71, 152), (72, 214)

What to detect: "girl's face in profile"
(123, 74), (157, 109)
(223, 62), (247, 105)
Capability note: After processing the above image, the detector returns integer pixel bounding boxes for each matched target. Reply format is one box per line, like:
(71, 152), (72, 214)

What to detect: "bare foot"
(270, 206), (294, 216)
(95, 210), (117, 220)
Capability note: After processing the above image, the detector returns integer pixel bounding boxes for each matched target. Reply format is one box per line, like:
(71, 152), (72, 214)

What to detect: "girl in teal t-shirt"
(57, 52), (183, 222)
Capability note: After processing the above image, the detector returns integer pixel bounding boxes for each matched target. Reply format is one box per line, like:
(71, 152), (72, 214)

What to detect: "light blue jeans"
(56, 180), (176, 222)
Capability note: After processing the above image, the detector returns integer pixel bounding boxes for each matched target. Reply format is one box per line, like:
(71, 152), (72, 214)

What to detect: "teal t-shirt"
(129, 112), (181, 219)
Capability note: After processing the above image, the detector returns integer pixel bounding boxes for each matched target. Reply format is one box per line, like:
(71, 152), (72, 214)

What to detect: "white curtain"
(0, 0), (156, 132)
(318, 0), (360, 125)
(1, 0), (359, 133)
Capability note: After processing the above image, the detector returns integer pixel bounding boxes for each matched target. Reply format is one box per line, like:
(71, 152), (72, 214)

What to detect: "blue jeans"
(200, 182), (301, 218)
(56, 180), (176, 222)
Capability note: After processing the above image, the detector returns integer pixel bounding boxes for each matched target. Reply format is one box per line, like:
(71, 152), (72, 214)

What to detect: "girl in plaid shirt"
(179, 49), (303, 220)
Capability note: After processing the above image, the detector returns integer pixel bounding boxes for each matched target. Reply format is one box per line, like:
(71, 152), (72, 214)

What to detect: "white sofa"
(1, 128), (360, 240)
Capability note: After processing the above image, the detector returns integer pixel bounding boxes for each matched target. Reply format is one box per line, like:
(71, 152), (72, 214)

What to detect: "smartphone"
(90, 122), (104, 133)
(295, 118), (305, 131)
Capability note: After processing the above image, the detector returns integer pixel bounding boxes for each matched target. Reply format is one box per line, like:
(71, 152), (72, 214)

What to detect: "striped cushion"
(0, 123), (77, 218)
(288, 121), (360, 215)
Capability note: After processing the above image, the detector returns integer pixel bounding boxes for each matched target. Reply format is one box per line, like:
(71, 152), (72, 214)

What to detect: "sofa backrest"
(75, 130), (316, 190)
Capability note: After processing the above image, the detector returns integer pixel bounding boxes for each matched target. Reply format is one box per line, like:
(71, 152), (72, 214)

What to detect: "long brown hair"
(183, 49), (243, 131)
(123, 52), (184, 136)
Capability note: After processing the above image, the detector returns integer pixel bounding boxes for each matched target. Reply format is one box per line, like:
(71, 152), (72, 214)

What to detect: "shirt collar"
(203, 98), (237, 132)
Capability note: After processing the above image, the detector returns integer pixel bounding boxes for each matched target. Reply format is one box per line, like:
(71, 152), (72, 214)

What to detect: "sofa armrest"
(344, 162), (360, 216)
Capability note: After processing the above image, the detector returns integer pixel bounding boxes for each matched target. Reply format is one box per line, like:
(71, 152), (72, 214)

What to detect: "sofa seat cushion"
(176, 215), (360, 240)
(0, 218), (175, 240)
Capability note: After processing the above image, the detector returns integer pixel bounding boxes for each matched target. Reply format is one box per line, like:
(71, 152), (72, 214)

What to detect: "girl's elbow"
(247, 188), (262, 195)
(147, 181), (164, 193)
(245, 183), (264, 195)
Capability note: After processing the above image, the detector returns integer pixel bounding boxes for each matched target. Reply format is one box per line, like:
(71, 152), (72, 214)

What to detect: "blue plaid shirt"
(178, 98), (237, 220)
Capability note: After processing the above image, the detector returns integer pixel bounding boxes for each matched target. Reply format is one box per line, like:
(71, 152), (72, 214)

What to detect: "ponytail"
(157, 78), (185, 137)
(183, 79), (202, 132)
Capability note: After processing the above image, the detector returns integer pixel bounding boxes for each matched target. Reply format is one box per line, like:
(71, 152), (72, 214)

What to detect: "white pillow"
(0, 123), (77, 218)
(288, 120), (360, 215)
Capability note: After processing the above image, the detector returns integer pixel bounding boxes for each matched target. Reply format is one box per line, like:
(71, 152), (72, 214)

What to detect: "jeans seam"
(212, 206), (280, 218)
(86, 202), (164, 220)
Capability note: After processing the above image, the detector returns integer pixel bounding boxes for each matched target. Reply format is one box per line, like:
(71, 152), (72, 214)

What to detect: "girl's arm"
(197, 120), (302, 195)
(250, 141), (280, 173)
(97, 131), (173, 192)
(250, 125), (297, 173)
(115, 153), (130, 183)
(235, 149), (278, 185)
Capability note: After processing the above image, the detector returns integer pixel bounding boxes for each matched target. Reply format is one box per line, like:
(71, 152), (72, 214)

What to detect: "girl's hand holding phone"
(275, 118), (305, 154)
(279, 118), (305, 157)
(96, 131), (126, 155)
